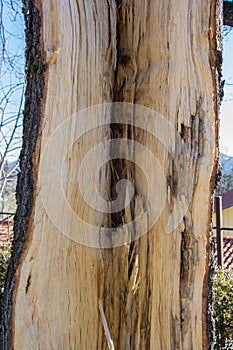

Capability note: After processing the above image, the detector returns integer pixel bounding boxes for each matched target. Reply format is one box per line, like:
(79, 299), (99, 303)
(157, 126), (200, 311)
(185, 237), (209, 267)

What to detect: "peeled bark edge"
(204, 0), (223, 348)
(0, 1), (46, 349)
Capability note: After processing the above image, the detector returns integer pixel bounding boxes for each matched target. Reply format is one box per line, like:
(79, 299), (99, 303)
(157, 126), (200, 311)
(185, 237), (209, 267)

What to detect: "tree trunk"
(1, 0), (220, 349)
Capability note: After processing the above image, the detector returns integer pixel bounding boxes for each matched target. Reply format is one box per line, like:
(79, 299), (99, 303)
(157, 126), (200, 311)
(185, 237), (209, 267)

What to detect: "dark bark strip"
(0, 1), (45, 349)
(223, 1), (233, 27)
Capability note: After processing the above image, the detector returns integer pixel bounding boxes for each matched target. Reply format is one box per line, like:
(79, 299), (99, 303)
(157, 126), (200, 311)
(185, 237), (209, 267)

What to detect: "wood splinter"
(49, 48), (60, 66)
(99, 303), (115, 350)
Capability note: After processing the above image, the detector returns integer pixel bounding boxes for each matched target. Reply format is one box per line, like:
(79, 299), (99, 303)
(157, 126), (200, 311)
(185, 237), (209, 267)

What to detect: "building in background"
(213, 190), (233, 268)
(213, 189), (233, 237)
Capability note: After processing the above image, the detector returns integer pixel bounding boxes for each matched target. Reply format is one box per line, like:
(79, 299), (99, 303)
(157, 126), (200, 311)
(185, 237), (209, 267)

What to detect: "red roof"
(0, 219), (14, 241)
(214, 236), (233, 269)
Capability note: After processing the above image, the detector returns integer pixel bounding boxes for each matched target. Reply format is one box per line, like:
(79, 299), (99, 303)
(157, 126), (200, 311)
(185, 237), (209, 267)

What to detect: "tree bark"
(223, 1), (233, 27)
(1, 0), (220, 349)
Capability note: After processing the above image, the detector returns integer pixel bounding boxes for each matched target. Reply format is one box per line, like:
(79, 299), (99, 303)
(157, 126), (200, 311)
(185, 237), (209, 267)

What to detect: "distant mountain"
(220, 153), (233, 175)
(217, 153), (233, 194)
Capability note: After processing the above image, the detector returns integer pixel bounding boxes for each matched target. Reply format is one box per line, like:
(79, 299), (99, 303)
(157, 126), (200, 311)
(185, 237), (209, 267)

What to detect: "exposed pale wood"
(4, 0), (218, 349)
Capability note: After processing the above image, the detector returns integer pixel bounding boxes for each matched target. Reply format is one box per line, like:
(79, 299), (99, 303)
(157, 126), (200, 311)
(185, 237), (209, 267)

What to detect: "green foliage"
(0, 241), (11, 306)
(212, 268), (233, 349)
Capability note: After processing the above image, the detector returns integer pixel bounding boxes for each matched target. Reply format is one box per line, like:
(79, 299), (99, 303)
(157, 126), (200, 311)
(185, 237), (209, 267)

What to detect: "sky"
(220, 29), (233, 156)
(0, 2), (24, 163)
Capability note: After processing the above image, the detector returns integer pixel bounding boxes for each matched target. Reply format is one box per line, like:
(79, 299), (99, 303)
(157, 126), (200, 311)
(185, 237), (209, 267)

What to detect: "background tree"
(0, 0), (24, 218)
(212, 268), (233, 349)
(0, 0), (24, 327)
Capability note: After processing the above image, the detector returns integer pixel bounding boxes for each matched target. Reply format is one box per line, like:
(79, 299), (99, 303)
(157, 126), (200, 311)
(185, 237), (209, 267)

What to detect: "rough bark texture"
(0, 1), (46, 348)
(206, 0), (223, 347)
(223, 1), (233, 27)
(1, 0), (219, 349)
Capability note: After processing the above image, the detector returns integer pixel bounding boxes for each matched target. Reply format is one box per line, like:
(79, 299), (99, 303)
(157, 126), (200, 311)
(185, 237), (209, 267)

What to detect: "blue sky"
(0, 2), (24, 163)
(220, 29), (233, 156)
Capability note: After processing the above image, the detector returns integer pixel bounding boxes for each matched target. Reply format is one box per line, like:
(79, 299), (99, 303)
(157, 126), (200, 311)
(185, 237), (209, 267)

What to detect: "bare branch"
(0, 0), (24, 215)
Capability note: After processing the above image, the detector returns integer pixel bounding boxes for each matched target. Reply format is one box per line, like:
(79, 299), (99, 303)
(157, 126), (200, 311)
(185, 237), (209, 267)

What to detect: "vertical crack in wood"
(98, 2), (152, 348)
(180, 218), (197, 338)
